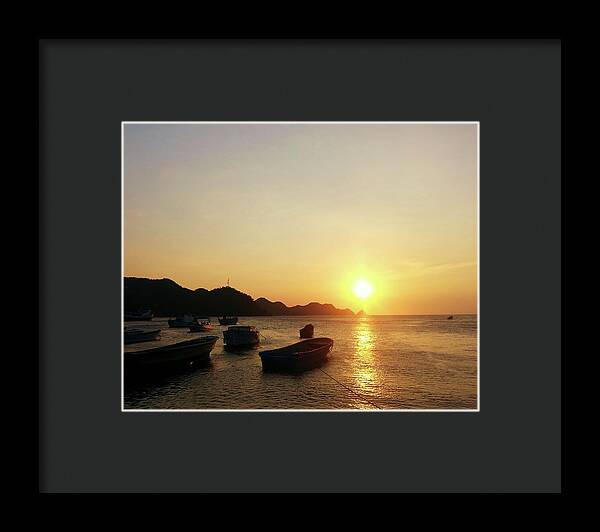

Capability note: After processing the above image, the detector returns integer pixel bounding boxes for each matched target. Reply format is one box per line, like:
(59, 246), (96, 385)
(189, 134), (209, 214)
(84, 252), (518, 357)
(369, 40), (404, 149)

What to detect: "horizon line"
(124, 276), (476, 315)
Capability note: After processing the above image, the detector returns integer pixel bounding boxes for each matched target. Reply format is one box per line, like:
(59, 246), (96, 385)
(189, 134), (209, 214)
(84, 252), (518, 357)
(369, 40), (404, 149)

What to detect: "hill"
(124, 277), (355, 317)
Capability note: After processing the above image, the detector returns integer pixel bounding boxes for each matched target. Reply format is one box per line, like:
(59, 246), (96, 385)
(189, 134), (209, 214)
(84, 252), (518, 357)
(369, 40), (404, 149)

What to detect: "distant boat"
(125, 335), (219, 373)
(299, 324), (314, 338)
(223, 325), (260, 348)
(168, 314), (198, 328)
(189, 318), (213, 332)
(123, 327), (161, 345)
(124, 309), (153, 321)
(219, 316), (238, 325)
(259, 338), (334, 373)
(447, 315), (454, 320)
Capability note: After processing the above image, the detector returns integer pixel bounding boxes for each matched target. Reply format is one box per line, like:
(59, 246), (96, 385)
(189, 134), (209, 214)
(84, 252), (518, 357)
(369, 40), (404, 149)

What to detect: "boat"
(123, 327), (161, 345)
(168, 314), (198, 328)
(124, 309), (153, 321)
(259, 337), (334, 373)
(219, 316), (238, 325)
(299, 324), (314, 338)
(223, 325), (260, 348)
(447, 315), (454, 320)
(189, 318), (213, 332)
(125, 335), (219, 373)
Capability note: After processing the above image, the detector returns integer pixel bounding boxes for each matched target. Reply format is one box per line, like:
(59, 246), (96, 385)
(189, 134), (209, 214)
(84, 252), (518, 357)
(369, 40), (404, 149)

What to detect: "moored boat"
(124, 327), (161, 345)
(168, 314), (198, 328)
(124, 309), (153, 321)
(218, 316), (238, 325)
(259, 337), (334, 373)
(125, 335), (219, 373)
(299, 323), (314, 338)
(189, 318), (213, 332)
(223, 325), (260, 348)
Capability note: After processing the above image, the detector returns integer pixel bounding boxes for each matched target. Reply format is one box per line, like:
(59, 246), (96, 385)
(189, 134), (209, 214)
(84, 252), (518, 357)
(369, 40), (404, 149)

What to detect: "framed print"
(39, 39), (561, 493)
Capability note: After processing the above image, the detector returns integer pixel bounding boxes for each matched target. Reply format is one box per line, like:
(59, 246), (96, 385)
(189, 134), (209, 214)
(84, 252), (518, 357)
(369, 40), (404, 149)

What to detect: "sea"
(123, 315), (478, 410)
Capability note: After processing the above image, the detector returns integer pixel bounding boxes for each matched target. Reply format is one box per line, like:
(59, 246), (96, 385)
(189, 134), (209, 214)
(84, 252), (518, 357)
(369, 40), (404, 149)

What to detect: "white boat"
(223, 325), (260, 348)
(168, 314), (198, 328)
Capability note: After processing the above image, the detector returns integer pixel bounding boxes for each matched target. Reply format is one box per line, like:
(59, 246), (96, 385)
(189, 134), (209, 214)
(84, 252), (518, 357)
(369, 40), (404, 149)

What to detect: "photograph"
(122, 121), (479, 411)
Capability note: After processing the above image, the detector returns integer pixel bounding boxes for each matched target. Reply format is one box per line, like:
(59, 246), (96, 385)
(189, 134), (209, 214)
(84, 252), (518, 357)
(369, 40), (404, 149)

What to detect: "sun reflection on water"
(352, 318), (379, 395)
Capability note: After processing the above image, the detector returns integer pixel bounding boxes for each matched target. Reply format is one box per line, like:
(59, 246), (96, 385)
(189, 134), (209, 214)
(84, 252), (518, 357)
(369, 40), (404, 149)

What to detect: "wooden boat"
(219, 316), (238, 325)
(125, 335), (219, 373)
(223, 325), (260, 348)
(259, 337), (334, 373)
(168, 314), (198, 328)
(299, 323), (314, 338)
(189, 319), (213, 332)
(123, 327), (161, 345)
(124, 309), (153, 321)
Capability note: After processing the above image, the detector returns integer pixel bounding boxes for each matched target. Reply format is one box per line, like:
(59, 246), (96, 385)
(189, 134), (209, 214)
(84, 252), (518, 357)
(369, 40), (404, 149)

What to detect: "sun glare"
(353, 279), (374, 300)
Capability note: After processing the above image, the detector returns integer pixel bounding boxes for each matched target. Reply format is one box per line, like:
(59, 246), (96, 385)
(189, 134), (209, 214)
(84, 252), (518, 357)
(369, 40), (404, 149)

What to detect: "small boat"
(259, 337), (334, 373)
(189, 319), (213, 332)
(223, 325), (260, 348)
(219, 316), (238, 325)
(168, 314), (198, 328)
(447, 315), (454, 320)
(125, 335), (219, 373)
(123, 327), (161, 345)
(124, 309), (153, 321)
(299, 324), (314, 338)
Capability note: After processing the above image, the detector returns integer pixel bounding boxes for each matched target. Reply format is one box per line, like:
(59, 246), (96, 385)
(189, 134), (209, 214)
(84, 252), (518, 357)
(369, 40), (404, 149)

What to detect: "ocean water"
(123, 315), (478, 410)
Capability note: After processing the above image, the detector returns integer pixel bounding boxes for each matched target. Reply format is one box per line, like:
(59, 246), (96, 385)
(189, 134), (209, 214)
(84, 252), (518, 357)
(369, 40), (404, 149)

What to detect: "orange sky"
(124, 123), (477, 314)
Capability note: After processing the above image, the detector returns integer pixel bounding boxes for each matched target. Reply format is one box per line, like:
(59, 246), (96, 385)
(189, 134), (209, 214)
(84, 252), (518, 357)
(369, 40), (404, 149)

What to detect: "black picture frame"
(38, 38), (562, 493)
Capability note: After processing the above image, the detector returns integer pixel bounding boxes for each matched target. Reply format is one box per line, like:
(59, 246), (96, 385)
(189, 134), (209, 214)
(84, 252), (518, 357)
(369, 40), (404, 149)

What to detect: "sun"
(353, 279), (373, 300)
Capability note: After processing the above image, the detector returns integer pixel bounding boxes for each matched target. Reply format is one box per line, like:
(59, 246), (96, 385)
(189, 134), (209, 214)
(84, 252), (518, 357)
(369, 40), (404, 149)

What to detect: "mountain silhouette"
(124, 277), (355, 317)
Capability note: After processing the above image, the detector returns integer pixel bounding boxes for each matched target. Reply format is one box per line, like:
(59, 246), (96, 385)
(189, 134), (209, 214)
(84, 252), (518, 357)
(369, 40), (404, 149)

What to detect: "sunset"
(123, 122), (478, 411)
(353, 280), (373, 300)
(124, 123), (477, 315)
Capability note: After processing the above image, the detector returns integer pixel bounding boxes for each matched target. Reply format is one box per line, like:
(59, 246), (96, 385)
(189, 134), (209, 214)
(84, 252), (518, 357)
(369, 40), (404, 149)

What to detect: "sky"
(124, 123), (477, 315)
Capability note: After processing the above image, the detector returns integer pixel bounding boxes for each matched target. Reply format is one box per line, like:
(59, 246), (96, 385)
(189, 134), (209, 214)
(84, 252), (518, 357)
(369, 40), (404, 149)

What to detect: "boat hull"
(123, 329), (161, 345)
(189, 324), (213, 332)
(259, 338), (333, 373)
(168, 319), (196, 328)
(125, 336), (219, 374)
(223, 329), (259, 348)
(124, 311), (153, 321)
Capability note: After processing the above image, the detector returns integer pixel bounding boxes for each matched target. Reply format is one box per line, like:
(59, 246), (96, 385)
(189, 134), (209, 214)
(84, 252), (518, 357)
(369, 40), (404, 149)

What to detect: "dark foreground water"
(123, 315), (477, 410)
